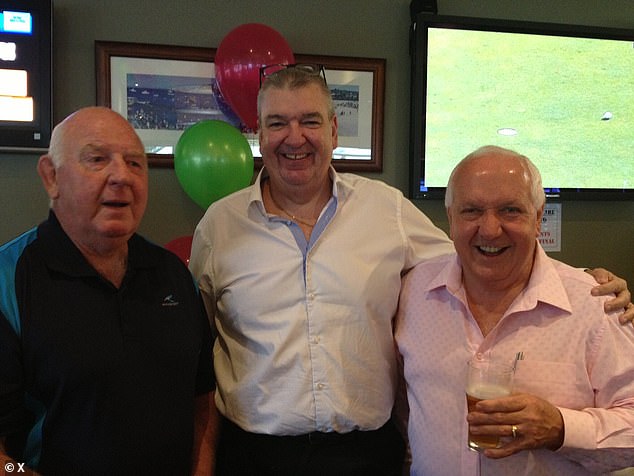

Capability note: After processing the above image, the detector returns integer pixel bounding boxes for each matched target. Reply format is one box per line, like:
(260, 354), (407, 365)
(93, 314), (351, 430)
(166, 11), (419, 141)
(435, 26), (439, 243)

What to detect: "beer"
(466, 384), (511, 451)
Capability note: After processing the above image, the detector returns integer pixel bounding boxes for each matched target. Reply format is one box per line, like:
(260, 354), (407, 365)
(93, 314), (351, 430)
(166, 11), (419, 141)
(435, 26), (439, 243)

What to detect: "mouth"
(102, 200), (129, 209)
(476, 245), (508, 257)
(282, 152), (310, 161)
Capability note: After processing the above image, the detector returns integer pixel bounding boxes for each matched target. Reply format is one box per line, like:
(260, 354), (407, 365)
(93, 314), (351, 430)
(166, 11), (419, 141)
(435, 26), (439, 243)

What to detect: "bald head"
(445, 145), (545, 210)
(47, 107), (144, 167)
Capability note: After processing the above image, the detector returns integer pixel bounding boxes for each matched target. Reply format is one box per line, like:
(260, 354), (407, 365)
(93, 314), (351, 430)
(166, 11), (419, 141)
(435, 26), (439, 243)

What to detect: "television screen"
(409, 14), (634, 200)
(0, 0), (52, 152)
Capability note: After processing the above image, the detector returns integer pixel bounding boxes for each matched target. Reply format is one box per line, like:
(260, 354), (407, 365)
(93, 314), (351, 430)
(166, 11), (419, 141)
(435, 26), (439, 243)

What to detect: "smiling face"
(38, 107), (148, 254)
(258, 83), (338, 197)
(447, 151), (544, 292)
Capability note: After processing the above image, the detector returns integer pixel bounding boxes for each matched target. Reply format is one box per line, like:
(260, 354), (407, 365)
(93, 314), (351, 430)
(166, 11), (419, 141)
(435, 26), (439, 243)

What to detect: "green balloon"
(174, 120), (254, 209)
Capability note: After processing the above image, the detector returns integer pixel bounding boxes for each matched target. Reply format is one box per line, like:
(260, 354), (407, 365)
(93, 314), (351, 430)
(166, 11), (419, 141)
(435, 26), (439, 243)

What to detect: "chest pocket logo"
(162, 294), (179, 307)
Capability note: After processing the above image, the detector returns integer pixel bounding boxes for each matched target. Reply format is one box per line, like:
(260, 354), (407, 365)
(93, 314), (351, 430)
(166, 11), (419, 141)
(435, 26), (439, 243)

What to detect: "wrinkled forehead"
(63, 115), (144, 153)
(454, 161), (532, 202)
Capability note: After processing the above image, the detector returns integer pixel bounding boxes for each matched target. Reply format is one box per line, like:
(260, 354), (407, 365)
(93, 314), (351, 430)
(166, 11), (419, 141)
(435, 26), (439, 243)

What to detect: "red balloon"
(164, 235), (194, 265)
(215, 23), (294, 131)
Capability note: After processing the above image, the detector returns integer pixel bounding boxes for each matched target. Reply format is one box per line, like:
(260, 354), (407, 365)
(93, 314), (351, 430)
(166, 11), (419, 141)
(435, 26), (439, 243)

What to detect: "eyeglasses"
(259, 63), (327, 88)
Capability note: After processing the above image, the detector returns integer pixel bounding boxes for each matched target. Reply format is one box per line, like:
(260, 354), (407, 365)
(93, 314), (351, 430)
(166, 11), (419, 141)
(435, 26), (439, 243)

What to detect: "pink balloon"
(215, 23), (294, 131)
(164, 235), (194, 265)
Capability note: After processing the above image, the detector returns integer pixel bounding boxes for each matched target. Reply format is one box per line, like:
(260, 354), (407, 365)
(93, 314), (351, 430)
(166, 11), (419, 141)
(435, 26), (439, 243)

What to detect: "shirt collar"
(38, 210), (154, 280)
(522, 245), (573, 313)
(430, 243), (573, 315)
(249, 166), (343, 220)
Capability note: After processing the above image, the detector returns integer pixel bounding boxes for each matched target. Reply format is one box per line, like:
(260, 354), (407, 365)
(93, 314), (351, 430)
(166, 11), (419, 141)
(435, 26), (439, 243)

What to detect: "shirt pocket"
(512, 359), (593, 409)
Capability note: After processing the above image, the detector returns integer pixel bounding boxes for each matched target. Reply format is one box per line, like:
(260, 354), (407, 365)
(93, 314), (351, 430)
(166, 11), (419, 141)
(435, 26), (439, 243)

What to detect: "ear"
(331, 115), (339, 149)
(446, 207), (455, 240)
(535, 204), (545, 237)
(37, 154), (60, 200)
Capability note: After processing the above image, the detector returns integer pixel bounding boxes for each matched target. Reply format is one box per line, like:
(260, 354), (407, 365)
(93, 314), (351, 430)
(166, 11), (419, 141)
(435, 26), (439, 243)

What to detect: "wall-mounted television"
(409, 14), (634, 200)
(0, 0), (52, 152)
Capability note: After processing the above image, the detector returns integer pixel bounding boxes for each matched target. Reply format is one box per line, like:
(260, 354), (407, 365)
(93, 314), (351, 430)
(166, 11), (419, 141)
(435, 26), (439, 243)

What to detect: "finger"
(618, 302), (634, 325)
(484, 441), (525, 459)
(470, 423), (518, 437)
(592, 277), (626, 296)
(482, 425), (527, 459)
(468, 423), (507, 436)
(604, 289), (631, 313)
(586, 267), (610, 284)
(471, 398), (526, 416)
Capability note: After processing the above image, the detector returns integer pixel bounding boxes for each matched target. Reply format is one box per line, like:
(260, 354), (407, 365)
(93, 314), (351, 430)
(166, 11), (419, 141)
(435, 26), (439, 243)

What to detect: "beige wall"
(1, 0), (632, 284)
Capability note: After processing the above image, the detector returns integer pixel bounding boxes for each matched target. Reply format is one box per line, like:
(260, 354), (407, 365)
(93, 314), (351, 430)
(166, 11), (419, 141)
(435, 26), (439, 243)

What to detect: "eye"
(302, 119), (322, 128)
(126, 156), (146, 170)
(265, 119), (287, 130)
(459, 207), (482, 220)
(500, 206), (523, 217)
(81, 154), (108, 170)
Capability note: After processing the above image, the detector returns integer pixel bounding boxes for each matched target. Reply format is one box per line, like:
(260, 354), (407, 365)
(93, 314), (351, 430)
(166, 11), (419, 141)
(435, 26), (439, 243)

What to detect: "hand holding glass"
(466, 358), (514, 451)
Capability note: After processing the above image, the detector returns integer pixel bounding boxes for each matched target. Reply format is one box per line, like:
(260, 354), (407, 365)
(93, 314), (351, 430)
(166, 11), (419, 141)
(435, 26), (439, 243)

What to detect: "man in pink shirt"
(395, 145), (634, 475)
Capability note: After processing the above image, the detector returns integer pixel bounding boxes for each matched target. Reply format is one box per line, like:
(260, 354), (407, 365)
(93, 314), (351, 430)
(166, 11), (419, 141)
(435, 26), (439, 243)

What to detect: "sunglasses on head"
(259, 63), (328, 88)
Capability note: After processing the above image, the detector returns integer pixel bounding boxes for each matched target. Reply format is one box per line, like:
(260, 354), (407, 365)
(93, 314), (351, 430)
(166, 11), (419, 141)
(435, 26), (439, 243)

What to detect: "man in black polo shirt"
(0, 107), (216, 475)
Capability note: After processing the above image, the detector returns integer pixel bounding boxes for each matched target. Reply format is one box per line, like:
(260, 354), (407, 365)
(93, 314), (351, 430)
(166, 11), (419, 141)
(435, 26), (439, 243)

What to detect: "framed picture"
(95, 41), (385, 171)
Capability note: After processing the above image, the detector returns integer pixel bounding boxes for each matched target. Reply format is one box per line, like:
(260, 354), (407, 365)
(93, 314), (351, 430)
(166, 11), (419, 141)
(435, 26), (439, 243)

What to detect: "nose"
(284, 121), (305, 147)
(107, 155), (134, 185)
(478, 210), (503, 239)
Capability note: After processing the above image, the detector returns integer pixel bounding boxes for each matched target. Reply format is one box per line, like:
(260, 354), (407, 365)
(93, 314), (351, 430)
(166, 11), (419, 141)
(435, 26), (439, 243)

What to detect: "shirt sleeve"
(189, 220), (217, 325)
(557, 315), (634, 472)
(0, 310), (27, 439)
(399, 195), (454, 270)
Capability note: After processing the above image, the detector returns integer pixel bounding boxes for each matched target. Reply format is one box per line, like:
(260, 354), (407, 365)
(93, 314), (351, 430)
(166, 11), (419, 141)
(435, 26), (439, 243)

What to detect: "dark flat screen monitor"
(0, 0), (52, 152)
(409, 14), (634, 200)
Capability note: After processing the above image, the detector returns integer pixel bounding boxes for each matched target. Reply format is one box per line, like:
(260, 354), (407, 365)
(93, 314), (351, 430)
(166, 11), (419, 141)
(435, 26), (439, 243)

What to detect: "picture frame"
(95, 40), (384, 171)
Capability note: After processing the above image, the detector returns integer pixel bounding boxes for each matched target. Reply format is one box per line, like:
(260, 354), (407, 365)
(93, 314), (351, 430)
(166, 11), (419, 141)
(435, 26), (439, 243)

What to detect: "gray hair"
(445, 145), (546, 209)
(47, 120), (66, 168)
(257, 66), (335, 121)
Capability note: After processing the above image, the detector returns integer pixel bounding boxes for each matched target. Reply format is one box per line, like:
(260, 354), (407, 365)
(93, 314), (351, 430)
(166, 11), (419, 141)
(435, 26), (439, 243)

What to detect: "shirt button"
(312, 336), (320, 344)
(317, 383), (325, 390)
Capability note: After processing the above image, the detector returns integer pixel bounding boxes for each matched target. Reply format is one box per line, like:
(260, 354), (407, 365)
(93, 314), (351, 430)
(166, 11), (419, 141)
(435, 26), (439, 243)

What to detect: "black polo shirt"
(0, 211), (214, 475)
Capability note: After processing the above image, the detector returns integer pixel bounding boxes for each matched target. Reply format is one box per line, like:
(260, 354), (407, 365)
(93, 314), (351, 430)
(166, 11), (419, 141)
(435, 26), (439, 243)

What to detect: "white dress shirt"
(190, 167), (453, 435)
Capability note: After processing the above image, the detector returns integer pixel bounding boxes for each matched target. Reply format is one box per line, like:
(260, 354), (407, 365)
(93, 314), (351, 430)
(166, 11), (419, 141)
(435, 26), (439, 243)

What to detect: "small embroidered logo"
(162, 294), (179, 307)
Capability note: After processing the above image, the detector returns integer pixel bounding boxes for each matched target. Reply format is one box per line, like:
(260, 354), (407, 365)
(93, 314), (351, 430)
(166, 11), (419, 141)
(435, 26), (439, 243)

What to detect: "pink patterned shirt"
(395, 245), (634, 475)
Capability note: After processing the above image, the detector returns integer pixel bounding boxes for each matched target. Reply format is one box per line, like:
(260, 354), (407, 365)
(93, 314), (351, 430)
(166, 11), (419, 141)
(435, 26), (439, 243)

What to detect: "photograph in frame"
(96, 41), (384, 171)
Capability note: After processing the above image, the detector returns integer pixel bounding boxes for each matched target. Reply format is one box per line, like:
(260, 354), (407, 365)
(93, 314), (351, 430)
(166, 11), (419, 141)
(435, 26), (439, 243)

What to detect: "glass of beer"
(466, 358), (514, 452)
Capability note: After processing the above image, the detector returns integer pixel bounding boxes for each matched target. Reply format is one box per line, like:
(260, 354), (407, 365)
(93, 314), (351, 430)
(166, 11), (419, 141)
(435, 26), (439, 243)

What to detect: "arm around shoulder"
(585, 268), (633, 324)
